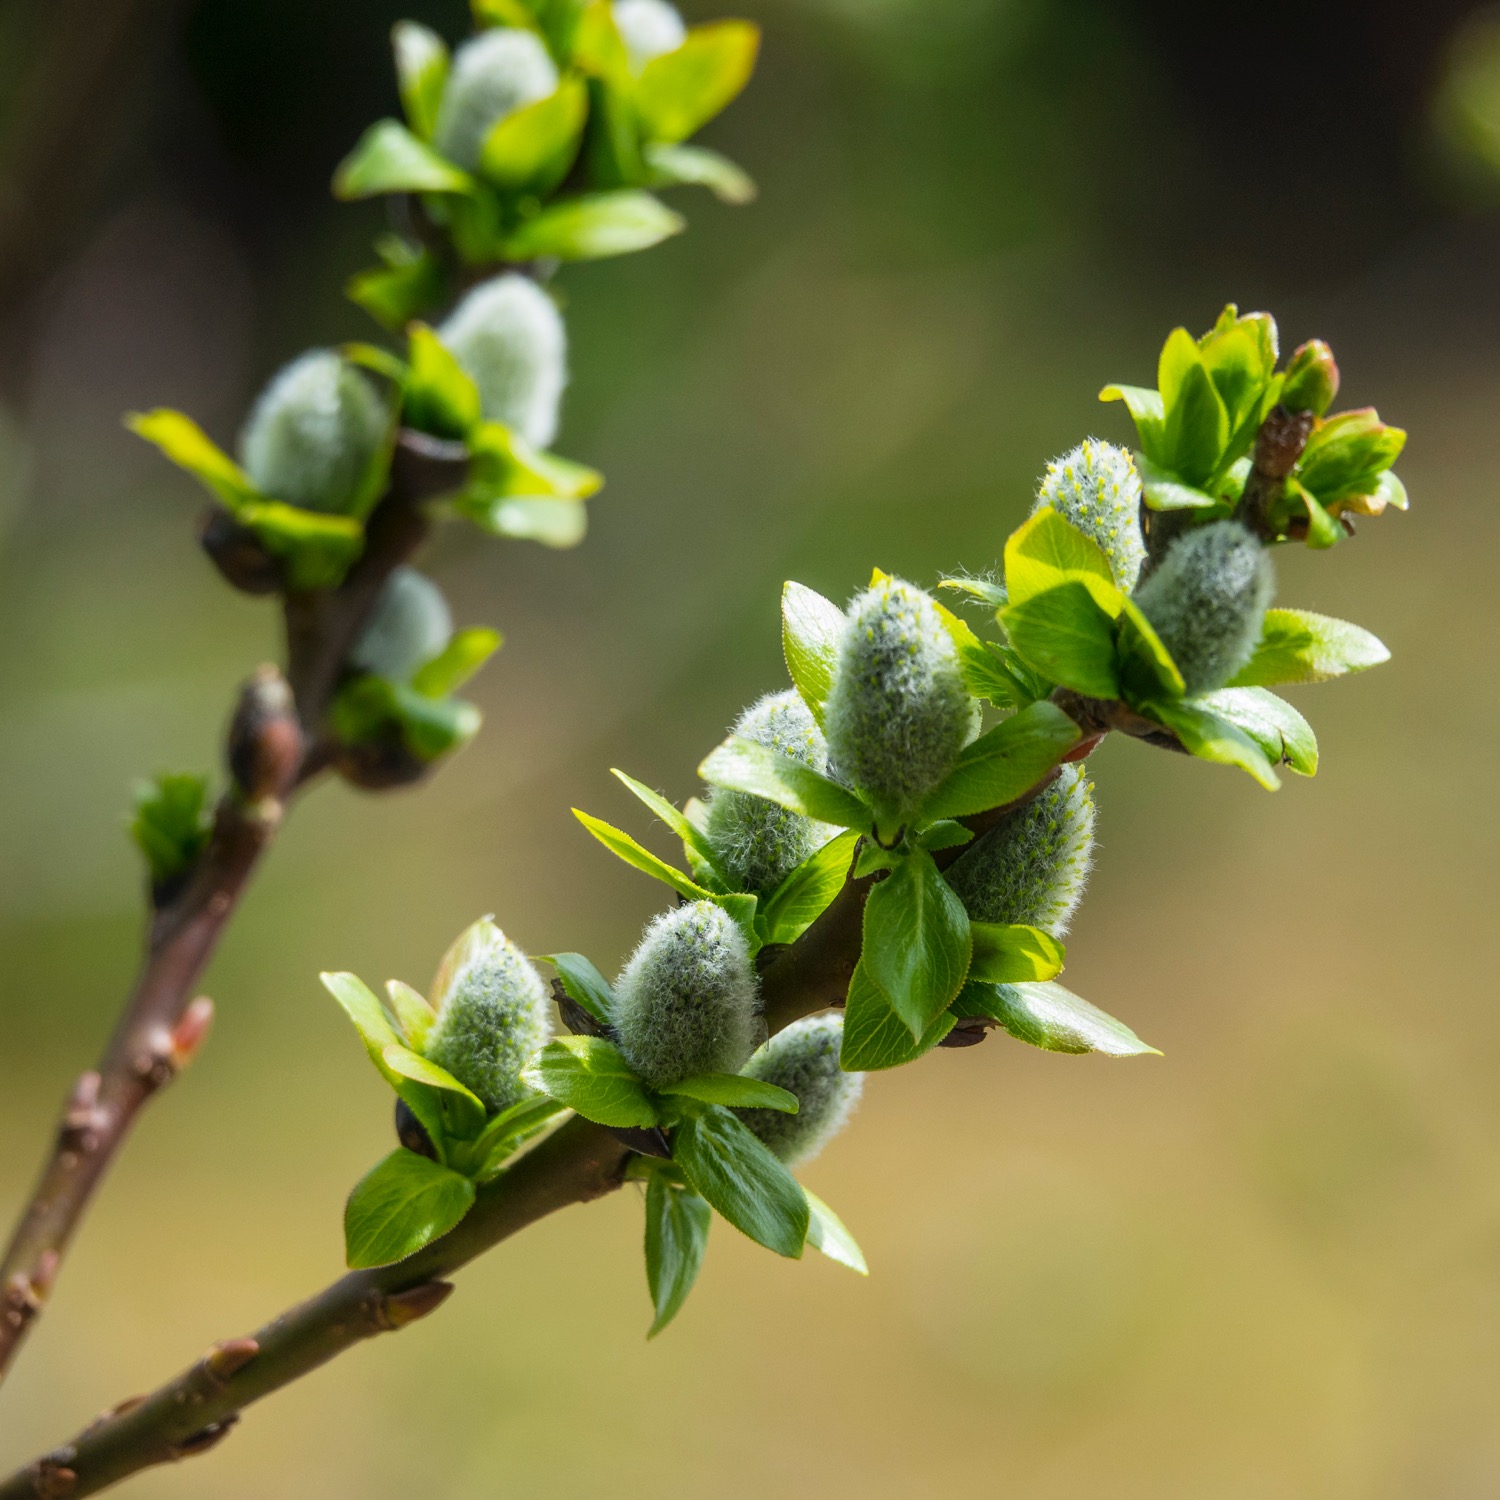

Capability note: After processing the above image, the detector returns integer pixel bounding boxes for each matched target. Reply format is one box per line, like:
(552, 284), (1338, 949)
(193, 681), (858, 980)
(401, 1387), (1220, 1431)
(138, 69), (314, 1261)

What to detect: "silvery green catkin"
(704, 689), (835, 893)
(1133, 520), (1275, 694)
(737, 1015), (863, 1165)
(823, 576), (974, 826)
(1034, 438), (1147, 591)
(423, 918), (552, 1114)
(612, 902), (759, 1088)
(432, 28), (559, 172)
(944, 764), (1095, 937)
(612, 0), (686, 70)
(350, 567), (453, 681)
(240, 350), (386, 513)
(437, 275), (568, 448)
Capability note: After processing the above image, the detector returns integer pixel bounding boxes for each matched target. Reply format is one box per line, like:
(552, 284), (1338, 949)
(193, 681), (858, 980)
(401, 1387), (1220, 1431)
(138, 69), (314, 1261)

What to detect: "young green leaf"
(1002, 505), (1120, 612)
(967, 922), (1065, 984)
(1098, 382), (1166, 461)
(478, 76), (589, 193)
(385, 980), (436, 1051)
(1161, 329), (1229, 484)
(645, 1172), (712, 1337)
(840, 960), (955, 1070)
(344, 1149), (476, 1269)
(672, 1102), (809, 1258)
(1115, 595), (1186, 703)
(472, 1095), (568, 1178)
(126, 409), (261, 515)
(1142, 697), (1280, 791)
(803, 1188), (868, 1275)
(405, 325), (483, 440)
(955, 980), (1159, 1057)
(410, 627), (503, 698)
(322, 971), (404, 1069)
(658, 1074), (799, 1112)
(524, 1036), (660, 1127)
(573, 809), (708, 902)
(920, 700), (1081, 823)
(332, 119), (475, 200)
(392, 21), (449, 141)
(543, 952), (616, 1027)
(1001, 581), (1120, 700)
(611, 769), (726, 882)
(781, 580), (845, 729)
(634, 21), (759, 144)
(758, 830), (857, 945)
(1226, 608), (1389, 688)
(1135, 454), (1221, 511)
(698, 737), (872, 830)
(1195, 687), (1317, 776)
(503, 190), (684, 261)
(464, 496), (588, 548)
(862, 847), (971, 1038)
(644, 142), (756, 203)
(129, 772), (212, 891)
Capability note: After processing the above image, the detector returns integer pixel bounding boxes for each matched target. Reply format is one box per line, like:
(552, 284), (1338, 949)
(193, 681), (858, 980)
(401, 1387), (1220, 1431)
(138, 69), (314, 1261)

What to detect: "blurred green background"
(3, 0), (1500, 1494)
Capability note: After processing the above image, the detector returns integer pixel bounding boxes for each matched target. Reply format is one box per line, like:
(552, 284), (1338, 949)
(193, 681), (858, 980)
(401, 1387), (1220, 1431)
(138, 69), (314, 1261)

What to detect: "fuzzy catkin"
(823, 576), (973, 826)
(1034, 438), (1146, 591)
(423, 919), (552, 1113)
(704, 690), (836, 893)
(350, 567), (453, 682)
(944, 764), (1095, 937)
(612, 902), (759, 1089)
(240, 350), (386, 514)
(613, 0), (686, 69)
(737, 1015), (862, 1165)
(1133, 520), (1274, 694)
(432, 29), (559, 172)
(437, 274), (568, 449)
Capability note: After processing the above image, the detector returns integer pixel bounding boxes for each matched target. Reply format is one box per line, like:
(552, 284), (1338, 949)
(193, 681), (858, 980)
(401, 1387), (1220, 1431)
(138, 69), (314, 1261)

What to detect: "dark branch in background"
(0, 687), (1184, 1498)
(0, 434), (466, 1386)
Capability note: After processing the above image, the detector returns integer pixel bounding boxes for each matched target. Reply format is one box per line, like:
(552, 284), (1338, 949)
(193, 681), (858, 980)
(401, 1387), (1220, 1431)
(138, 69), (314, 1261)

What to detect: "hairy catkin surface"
(945, 764), (1095, 936)
(613, 0), (686, 69)
(351, 567), (453, 682)
(612, 902), (760, 1088)
(424, 921), (552, 1113)
(432, 29), (559, 172)
(1034, 438), (1147, 590)
(438, 274), (568, 449)
(823, 576), (973, 825)
(737, 1015), (863, 1164)
(704, 690), (836, 893)
(1133, 520), (1275, 694)
(240, 350), (386, 514)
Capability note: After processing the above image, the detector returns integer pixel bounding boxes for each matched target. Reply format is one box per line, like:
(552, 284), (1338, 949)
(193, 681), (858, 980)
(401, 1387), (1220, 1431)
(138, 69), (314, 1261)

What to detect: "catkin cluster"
(1034, 438), (1146, 590)
(424, 919), (552, 1113)
(705, 690), (836, 893)
(737, 1015), (863, 1164)
(612, 902), (760, 1088)
(432, 29), (560, 171)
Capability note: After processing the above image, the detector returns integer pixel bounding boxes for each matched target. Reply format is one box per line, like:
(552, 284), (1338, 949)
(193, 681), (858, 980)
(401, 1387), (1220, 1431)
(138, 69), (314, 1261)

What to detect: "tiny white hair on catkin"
(612, 901), (759, 1089)
(1034, 438), (1147, 591)
(350, 567), (453, 682)
(437, 274), (568, 449)
(737, 1014), (863, 1164)
(612, 0), (687, 70)
(704, 689), (837, 894)
(1133, 520), (1275, 694)
(432, 28), (560, 172)
(240, 349), (386, 514)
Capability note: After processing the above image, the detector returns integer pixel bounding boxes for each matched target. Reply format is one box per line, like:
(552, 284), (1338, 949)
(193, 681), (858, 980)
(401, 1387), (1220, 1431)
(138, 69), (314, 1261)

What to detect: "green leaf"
(643, 142), (756, 203)
(1298, 485), (1343, 549)
(920, 700), (1081, 823)
(524, 1036), (660, 1127)
(1115, 595), (1185, 703)
(1001, 581), (1121, 700)
(672, 1102), (808, 1258)
(1142, 696), (1280, 791)
(411, 627), (502, 698)
(573, 808), (710, 903)
(916, 820), (974, 854)
(840, 960), (955, 1070)
(347, 251), (448, 331)
(697, 737), (872, 831)
(862, 847), (971, 1038)
(392, 21), (449, 140)
(468, 496), (588, 548)
(611, 769), (726, 883)
(381, 1044), (486, 1111)
(332, 119), (475, 200)
(1002, 505), (1120, 611)
(659, 1074), (798, 1111)
(645, 1172), (712, 1336)
(634, 21), (759, 144)
(405, 324), (482, 440)
(333, 677), (481, 762)
(237, 500), (366, 591)
(344, 1149), (475, 1269)
(502, 190), (684, 261)
(937, 612), (1031, 709)
(967, 922), (1065, 984)
(803, 1188), (867, 1275)
(462, 420), (603, 502)
(129, 772), (212, 889)
(938, 574), (1008, 609)
(1296, 408), (1406, 503)
(1136, 453), (1223, 512)
(322, 971), (404, 1071)
(1227, 608), (1390, 688)
(479, 76), (589, 194)
(1098, 383), (1166, 463)
(472, 1095), (568, 1177)
(956, 980), (1160, 1057)
(1161, 331), (1229, 484)
(781, 580), (845, 729)
(126, 409), (260, 514)
(1196, 687), (1318, 776)
(542, 952), (615, 1026)
(385, 979), (436, 1051)
(759, 830), (857, 945)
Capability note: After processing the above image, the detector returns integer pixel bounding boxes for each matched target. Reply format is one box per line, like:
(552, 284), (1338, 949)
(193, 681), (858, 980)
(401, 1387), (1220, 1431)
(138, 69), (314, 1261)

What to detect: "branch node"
(165, 1418), (239, 1462)
(200, 1337), (260, 1388)
(25, 1459), (76, 1499)
(373, 1280), (454, 1331)
(228, 666), (303, 806)
(59, 1075), (107, 1152)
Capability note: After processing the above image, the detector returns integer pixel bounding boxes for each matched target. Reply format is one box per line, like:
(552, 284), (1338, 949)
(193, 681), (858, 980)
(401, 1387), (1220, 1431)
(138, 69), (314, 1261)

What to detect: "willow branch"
(0, 433), (462, 1386)
(1, 697), (1161, 1497)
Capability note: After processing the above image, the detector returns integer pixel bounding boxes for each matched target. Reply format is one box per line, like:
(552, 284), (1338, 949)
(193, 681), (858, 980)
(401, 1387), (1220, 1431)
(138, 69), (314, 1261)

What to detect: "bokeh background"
(2, 0), (1500, 1494)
